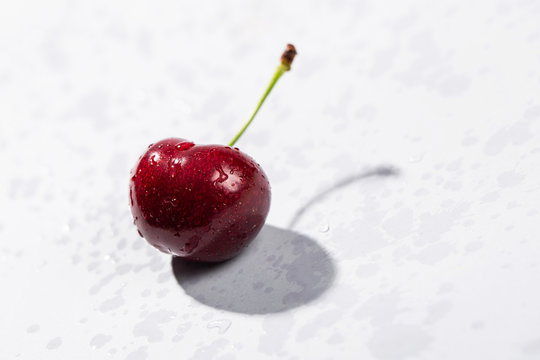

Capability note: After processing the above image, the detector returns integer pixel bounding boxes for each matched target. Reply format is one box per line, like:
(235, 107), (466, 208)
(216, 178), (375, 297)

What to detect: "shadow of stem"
(288, 166), (400, 228)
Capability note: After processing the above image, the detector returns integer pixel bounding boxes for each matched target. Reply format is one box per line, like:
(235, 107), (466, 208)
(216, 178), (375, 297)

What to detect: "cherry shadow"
(171, 225), (335, 314)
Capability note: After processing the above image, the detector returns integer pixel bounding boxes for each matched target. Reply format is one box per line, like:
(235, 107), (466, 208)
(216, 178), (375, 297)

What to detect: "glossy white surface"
(1, 0), (540, 359)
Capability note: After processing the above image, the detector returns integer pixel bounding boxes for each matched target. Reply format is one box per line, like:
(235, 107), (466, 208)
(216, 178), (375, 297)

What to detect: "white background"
(1, 0), (540, 359)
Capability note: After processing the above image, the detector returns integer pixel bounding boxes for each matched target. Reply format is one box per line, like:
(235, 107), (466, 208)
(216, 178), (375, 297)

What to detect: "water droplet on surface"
(137, 230), (144, 238)
(46, 337), (62, 350)
(318, 223), (330, 233)
(170, 198), (179, 207)
(26, 324), (40, 333)
(147, 143), (154, 149)
(175, 142), (195, 151)
(176, 322), (192, 334)
(408, 154), (424, 163)
(90, 334), (112, 350)
(206, 319), (231, 334)
(172, 335), (182, 342)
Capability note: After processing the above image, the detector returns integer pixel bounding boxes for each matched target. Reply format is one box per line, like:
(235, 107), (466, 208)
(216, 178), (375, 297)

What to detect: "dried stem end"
(280, 44), (297, 70)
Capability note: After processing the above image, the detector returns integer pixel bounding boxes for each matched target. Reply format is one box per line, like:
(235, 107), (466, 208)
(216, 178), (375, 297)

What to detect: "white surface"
(1, 0), (540, 359)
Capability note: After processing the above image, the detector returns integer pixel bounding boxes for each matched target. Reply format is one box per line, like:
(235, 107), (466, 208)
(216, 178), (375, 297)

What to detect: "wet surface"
(2, 0), (540, 359)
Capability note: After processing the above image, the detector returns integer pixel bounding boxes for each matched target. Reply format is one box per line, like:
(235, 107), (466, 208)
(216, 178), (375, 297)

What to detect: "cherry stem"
(228, 44), (297, 147)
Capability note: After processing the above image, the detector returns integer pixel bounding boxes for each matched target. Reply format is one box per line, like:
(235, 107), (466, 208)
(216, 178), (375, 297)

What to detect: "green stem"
(228, 64), (288, 147)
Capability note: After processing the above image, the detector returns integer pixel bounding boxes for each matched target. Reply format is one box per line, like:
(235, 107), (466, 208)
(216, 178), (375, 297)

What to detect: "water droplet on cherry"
(149, 154), (159, 165)
(214, 166), (229, 183)
(175, 142), (195, 151)
(184, 236), (200, 254)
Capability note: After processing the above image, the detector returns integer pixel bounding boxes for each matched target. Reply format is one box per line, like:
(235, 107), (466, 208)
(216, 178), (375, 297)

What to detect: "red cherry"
(130, 138), (271, 262)
(129, 44), (296, 262)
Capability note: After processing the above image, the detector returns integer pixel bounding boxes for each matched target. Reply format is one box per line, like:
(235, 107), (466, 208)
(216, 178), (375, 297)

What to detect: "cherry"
(130, 140), (271, 261)
(129, 44), (297, 262)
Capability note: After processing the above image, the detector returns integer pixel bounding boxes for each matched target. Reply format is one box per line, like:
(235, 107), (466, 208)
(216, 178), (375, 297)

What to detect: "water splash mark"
(207, 319), (232, 334)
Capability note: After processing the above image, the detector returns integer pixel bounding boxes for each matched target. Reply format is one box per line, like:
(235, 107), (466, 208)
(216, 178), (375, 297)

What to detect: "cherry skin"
(129, 138), (271, 262)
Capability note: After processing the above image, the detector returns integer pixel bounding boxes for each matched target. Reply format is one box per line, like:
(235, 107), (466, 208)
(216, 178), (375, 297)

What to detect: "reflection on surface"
(172, 225), (335, 314)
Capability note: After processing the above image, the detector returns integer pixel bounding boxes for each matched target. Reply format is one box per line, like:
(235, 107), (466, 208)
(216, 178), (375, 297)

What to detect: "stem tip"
(281, 44), (297, 70)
